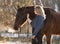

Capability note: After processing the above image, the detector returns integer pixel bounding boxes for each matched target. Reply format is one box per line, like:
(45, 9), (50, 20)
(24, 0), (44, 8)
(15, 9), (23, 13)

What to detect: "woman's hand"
(32, 35), (36, 39)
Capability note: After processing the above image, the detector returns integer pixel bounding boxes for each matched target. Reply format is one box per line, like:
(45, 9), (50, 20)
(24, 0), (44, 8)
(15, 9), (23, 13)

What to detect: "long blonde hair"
(35, 5), (46, 20)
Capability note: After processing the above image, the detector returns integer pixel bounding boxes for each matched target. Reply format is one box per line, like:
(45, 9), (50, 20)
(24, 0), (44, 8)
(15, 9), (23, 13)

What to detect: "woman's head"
(34, 6), (43, 16)
(34, 5), (46, 19)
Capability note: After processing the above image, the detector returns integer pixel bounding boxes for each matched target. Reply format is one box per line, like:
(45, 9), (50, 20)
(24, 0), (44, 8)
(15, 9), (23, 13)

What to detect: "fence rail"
(0, 32), (60, 44)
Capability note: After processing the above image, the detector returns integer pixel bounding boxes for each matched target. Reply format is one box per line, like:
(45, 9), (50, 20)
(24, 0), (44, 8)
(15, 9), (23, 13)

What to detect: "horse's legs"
(46, 34), (51, 44)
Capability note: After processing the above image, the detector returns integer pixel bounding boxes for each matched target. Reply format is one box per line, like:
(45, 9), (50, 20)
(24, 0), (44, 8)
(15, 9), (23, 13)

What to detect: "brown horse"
(14, 6), (60, 44)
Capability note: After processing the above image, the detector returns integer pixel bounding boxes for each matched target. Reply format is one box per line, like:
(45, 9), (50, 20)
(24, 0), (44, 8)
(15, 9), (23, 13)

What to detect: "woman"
(31, 6), (45, 44)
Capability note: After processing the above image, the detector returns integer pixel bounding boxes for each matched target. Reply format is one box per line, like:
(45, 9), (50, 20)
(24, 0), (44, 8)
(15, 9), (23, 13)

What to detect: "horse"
(13, 6), (60, 44)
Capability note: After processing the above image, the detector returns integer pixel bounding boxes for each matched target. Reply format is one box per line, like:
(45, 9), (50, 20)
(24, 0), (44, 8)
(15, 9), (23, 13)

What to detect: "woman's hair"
(35, 6), (43, 16)
(34, 5), (46, 19)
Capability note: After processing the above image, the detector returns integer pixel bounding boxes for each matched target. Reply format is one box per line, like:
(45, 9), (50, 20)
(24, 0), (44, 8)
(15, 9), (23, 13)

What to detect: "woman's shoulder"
(32, 15), (44, 21)
(36, 15), (44, 18)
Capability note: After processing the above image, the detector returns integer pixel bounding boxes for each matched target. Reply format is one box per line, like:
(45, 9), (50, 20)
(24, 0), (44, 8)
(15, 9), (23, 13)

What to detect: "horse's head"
(13, 7), (27, 30)
(14, 6), (36, 30)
